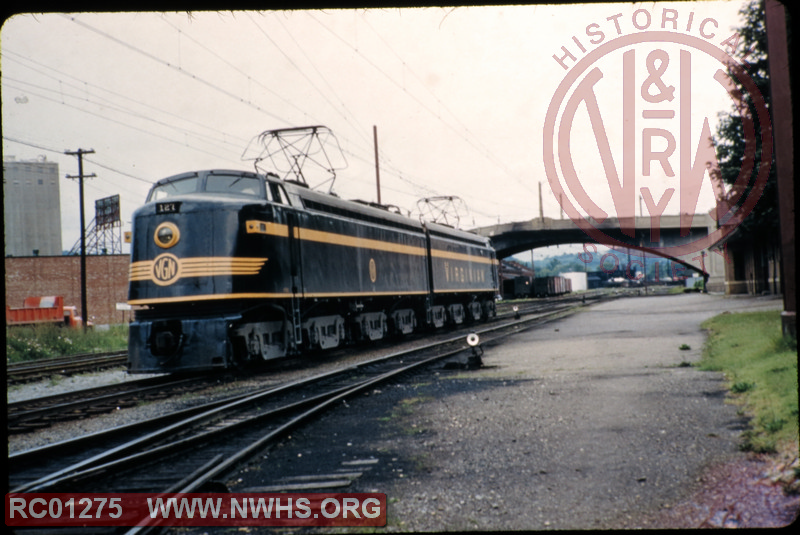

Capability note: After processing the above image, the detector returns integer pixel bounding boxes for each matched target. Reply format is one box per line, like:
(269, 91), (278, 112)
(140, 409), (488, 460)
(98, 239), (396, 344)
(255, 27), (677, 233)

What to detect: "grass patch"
(377, 396), (433, 436)
(6, 323), (128, 364)
(700, 310), (798, 453)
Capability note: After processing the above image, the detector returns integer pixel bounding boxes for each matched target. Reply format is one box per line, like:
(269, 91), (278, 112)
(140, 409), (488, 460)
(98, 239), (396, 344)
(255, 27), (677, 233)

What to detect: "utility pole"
(538, 182), (544, 220)
(373, 126), (382, 205)
(65, 148), (96, 333)
(530, 249), (535, 279)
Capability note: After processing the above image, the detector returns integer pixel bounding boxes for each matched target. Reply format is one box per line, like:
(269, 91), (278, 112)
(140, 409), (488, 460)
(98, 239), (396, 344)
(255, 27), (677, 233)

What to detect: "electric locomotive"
(127, 168), (498, 374)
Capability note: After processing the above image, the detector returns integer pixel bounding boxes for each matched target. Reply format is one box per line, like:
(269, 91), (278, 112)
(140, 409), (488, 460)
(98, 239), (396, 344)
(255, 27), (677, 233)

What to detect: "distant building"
(562, 271), (587, 292)
(3, 156), (63, 257)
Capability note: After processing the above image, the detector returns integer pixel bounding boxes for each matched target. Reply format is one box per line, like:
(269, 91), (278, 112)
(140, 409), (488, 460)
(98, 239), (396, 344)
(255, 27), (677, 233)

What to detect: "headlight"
(154, 222), (180, 248)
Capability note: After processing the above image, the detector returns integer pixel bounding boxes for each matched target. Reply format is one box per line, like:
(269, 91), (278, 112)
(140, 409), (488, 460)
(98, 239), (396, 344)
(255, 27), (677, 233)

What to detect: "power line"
(361, 16), (521, 181)
(3, 79), (239, 163)
(246, 13), (451, 206)
(2, 49), (251, 153)
(3, 135), (153, 208)
(8, 13), (534, 225)
(64, 14), (291, 126)
(267, 13), (372, 148)
(159, 15), (311, 122)
(308, 12), (535, 196)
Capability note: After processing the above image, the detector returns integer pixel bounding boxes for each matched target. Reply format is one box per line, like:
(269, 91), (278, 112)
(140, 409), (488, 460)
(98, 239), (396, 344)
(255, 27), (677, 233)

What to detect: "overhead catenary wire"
(63, 14), (291, 126)
(359, 15), (533, 193)
(159, 15), (313, 123)
(2, 77), (243, 164)
(3, 135), (153, 229)
(1, 48), (250, 153)
(307, 11), (536, 197)
(245, 12), (446, 203)
(5, 12), (536, 227)
(2, 79), (239, 165)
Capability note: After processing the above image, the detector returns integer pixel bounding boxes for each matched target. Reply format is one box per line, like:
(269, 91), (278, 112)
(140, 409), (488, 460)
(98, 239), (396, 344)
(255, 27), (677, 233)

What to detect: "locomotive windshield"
(147, 173), (264, 202)
(149, 176), (199, 201)
(205, 174), (262, 197)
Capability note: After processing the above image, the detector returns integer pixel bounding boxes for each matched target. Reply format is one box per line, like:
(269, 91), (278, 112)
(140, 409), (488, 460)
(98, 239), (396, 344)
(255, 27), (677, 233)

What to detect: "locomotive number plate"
(156, 202), (181, 214)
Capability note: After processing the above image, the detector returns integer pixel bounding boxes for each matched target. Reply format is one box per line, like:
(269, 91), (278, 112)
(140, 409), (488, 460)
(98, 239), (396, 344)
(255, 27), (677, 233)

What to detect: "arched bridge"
(473, 213), (725, 287)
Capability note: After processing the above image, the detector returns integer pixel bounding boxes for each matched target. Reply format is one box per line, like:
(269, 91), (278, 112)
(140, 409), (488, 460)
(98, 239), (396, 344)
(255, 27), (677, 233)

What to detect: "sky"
(1, 2), (751, 257)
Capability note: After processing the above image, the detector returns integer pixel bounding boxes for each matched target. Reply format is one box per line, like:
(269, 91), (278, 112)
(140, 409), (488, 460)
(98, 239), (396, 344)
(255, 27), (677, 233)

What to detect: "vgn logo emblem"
(152, 253), (181, 286)
(544, 7), (772, 260)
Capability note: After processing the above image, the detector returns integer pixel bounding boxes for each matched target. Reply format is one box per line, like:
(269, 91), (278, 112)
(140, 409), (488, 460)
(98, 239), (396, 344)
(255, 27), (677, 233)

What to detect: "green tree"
(714, 0), (779, 238)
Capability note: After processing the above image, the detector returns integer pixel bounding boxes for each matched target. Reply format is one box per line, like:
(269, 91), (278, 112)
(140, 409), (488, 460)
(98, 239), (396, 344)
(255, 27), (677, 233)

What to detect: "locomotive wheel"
(229, 337), (251, 372)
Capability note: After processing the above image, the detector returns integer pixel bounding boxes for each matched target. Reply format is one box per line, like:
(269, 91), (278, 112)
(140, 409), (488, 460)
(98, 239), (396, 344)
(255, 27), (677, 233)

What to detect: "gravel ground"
(8, 292), (798, 531)
(7, 369), (165, 403)
(7, 322), (505, 454)
(219, 292), (797, 531)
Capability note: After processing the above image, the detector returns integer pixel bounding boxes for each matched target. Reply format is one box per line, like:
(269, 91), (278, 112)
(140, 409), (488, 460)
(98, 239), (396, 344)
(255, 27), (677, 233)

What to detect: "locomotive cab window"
(149, 176), (199, 201)
(205, 174), (263, 198)
(268, 183), (290, 205)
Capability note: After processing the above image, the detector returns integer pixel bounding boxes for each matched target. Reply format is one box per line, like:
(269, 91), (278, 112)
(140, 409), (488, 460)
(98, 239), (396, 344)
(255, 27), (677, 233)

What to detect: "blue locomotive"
(127, 164), (499, 373)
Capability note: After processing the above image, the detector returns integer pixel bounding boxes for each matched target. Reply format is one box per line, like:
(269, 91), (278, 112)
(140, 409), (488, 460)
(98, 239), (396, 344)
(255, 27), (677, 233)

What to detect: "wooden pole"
(765, 0), (795, 339)
(65, 148), (96, 333)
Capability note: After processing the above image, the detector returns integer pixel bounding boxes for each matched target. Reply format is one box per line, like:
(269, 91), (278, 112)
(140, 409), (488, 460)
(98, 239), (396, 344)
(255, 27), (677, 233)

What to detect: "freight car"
(532, 276), (572, 298)
(502, 276), (532, 299)
(127, 168), (499, 373)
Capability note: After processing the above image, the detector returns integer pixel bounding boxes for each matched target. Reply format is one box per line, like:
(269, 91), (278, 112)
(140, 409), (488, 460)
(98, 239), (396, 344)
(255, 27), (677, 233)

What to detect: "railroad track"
(7, 374), (221, 434)
(6, 292), (609, 436)
(495, 288), (608, 319)
(9, 298), (591, 511)
(7, 350), (129, 384)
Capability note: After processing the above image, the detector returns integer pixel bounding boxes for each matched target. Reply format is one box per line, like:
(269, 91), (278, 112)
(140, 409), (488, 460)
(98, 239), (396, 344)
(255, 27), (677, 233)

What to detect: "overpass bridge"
(473, 213), (725, 291)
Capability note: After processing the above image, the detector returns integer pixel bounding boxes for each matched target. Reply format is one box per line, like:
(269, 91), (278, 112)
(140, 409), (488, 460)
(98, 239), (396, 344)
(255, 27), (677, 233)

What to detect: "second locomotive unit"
(128, 148), (499, 373)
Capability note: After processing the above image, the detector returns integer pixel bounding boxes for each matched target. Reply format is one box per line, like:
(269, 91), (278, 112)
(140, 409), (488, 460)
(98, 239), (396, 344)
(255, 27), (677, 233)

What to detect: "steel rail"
(11, 298), (595, 496)
(7, 350), (129, 384)
(7, 376), (213, 433)
(123, 301), (599, 534)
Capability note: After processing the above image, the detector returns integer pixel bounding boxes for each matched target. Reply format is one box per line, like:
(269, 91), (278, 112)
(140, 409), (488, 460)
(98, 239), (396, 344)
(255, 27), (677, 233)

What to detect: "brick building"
(5, 255), (131, 325)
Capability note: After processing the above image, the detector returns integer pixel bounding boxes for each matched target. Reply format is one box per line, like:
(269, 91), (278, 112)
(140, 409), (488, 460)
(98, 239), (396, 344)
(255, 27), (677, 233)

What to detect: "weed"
(700, 310), (798, 451)
(410, 453), (432, 472)
(740, 429), (777, 454)
(381, 396), (433, 436)
(6, 323), (128, 363)
(731, 381), (755, 393)
(762, 416), (787, 434)
(679, 343), (691, 350)
(47, 375), (63, 387)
